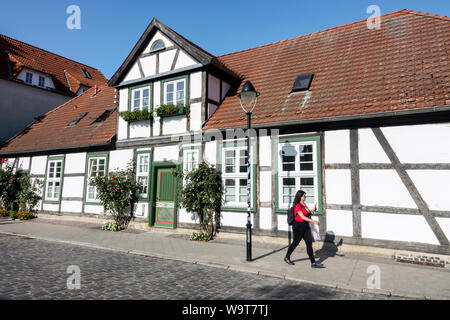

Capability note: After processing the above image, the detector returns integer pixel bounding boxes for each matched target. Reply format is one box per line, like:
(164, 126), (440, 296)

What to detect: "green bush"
(154, 104), (190, 117)
(9, 211), (18, 220)
(90, 162), (140, 230)
(190, 231), (211, 242)
(101, 221), (122, 231)
(120, 109), (152, 122)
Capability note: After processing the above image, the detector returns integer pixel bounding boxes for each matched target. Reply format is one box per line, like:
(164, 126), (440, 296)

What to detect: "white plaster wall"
(159, 50), (177, 74)
(175, 50), (197, 69)
(382, 123), (450, 163)
(62, 177), (84, 198)
(259, 171), (272, 202)
(359, 128), (390, 163)
(18, 157), (30, 171)
(163, 116), (187, 135)
(140, 55), (156, 77)
(326, 210), (353, 237)
(259, 135), (271, 167)
(208, 74), (221, 103)
(277, 214), (289, 231)
(178, 207), (200, 224)
(109, 149), (134, 172)
(118, 117), (128, 140)
(119, 88), (128, 112)
(361, 212), (439, 244)
(189, 102), (202, 131)
(436, 218), (450, 242)
(64, 153), (86, 174)
(259, 207), (272, 230)
(153, 145), (179, 162)
(408, 170), (450, 211)
(221, 212), (254, 228)
(325, 169), (352, 205)
(153, 117), (161, 136)
(84, 205), (104, 215)
(134, 202), (148, 218)
(30, 156), (47, 175)
(204, 141), (217, 165)
(123, 63), (141, 82)
(325, 130), (350, 164)
(17, 68), (55, 89)
(43, 203), (59, 212)
(153, 81), (161, 106)
(130, 121), (150, 139)
(360, 170), (416, 208)
(190, 72), (202, 99)
(61, 201), (82, 213)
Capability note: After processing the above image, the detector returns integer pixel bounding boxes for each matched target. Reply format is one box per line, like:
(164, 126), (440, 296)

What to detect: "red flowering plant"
(120, 109), (152, 122)
(154, 104), (190, 117)
(0, 163), (42, 212)
(89, 162), (141, 230)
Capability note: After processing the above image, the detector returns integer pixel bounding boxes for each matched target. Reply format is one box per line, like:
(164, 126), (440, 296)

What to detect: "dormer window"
(25, 72), (33, 84)
(150, 40), (165, 52)
(38, 76), (45, 88)
(81, 68), (92, 79)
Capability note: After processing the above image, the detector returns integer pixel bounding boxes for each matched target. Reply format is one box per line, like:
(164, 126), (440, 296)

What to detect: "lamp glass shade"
(238, 80), (258, 113)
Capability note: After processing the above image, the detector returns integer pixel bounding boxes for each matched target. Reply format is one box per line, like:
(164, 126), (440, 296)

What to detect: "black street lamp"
(237, 80), (259, 262)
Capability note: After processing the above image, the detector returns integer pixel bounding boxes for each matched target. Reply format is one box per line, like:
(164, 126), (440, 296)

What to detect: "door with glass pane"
(153, 167), (177, 228)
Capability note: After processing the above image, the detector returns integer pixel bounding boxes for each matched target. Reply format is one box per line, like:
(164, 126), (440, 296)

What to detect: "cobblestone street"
(0, 234), (407, 300)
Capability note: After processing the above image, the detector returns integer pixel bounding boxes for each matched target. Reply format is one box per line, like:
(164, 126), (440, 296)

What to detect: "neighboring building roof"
(108, 18), (239, 87)
(203, 9), (450, 130)
(0, 34), (107, 96)
(0, 85), (117, 156)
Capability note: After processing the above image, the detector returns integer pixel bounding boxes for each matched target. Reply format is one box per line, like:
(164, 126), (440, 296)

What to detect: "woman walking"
(284, 190), (325, 268)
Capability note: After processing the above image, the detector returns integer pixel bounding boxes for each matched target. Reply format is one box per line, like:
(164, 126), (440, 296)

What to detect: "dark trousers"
(286, 220), (316, 263)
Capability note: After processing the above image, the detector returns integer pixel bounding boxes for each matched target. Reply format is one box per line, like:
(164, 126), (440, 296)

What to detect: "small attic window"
(291, 74), (314, 93)
(67, 112), (88, 126)
(91, 108), (116, 125)
(81, 68), (92, 79)
(150, 40), (165, 52)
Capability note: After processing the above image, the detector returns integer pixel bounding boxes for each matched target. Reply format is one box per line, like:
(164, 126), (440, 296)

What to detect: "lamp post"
(237, 80), (259, 262)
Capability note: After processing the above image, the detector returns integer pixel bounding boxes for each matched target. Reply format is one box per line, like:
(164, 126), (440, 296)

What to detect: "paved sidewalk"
(0, 217), (449, 300)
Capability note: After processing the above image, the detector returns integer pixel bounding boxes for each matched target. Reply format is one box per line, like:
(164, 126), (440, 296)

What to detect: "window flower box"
(120, 109), (152, 122)
(154, 104), (190, 118)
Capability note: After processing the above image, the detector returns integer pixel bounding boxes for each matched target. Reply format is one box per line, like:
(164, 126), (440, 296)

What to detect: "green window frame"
(135, 150), (152, 201)
(150, 39), (165, 52)
(218, 139), (257, 213)
(273, 135), (323, 215)
(83, 153), (109, 205)
(128, 83), (153, 112)
(160, 75), (189, 107)
(43, 156), (65, 204)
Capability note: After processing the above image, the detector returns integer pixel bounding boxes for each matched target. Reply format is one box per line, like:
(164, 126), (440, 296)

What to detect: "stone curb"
(0, 230), (431, 300)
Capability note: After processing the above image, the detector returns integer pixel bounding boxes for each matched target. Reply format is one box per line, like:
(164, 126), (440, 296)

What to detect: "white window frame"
(164, 79), (186, 106)
(131, 86), (151, 111)
(25, 72), (33, 84)
(86, 157), (107, 203)
(45, 160), (63, 201)
(136, 153), (150, 198)
(222, 145), (253, 208)
(182, 148), (199, 186)
(278, 141), (318, 210)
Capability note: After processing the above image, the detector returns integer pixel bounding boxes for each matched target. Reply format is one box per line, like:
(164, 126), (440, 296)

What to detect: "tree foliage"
(177, 161), (223, 240)
(90, 162), (140, 230)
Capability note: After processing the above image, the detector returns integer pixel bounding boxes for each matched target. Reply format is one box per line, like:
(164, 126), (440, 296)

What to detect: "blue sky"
(1, 0), (449, 79)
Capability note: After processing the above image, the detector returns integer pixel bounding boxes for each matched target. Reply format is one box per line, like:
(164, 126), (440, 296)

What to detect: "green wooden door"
(153, 167), (177, 228)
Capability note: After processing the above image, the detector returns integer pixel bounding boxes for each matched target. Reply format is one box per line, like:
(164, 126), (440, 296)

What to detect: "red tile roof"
(0, 34), (107, 96)
(204, 9), (450, 130)
(0, 85), (117, 155)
